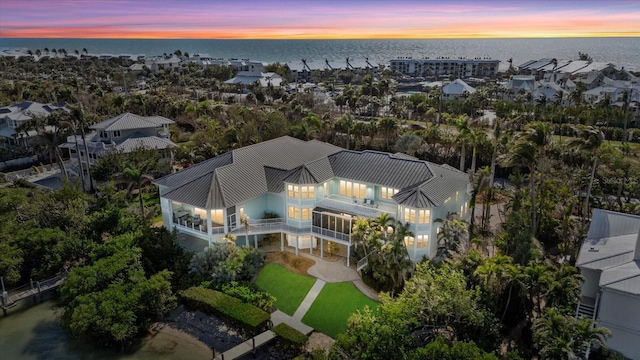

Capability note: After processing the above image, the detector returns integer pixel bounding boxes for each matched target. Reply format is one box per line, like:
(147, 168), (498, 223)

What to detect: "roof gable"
(90, 113), (174, 131)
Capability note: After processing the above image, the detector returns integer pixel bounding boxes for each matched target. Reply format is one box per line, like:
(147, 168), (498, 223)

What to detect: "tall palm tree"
(435, 212), (469, 257)
(469, 166), (490, 242)
(116, 162), (154, 219)
(452, 116), (471, 171)
(501, 122), (552, 237)
(570, 126), (604, 218)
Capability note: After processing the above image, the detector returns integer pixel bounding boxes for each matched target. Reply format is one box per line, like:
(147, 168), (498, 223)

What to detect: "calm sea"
(1, 37), (639, 71)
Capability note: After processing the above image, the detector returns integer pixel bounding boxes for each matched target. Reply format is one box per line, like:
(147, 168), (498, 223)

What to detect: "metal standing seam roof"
(393, 163), (468, 207)
(157, 136), (469, 209)
(90, 113), (174, 131)
(328, 150), (433, 190)
(115, 132), (177, 153)
(443, 79), (476, 95)
(577, 209), (640, 295)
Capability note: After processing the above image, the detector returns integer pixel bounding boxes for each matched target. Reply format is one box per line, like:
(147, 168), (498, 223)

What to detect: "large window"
(404, 208), (416, 223)
(381, 187), (399, 199)
(339, 180), (366, 199)
(404, 235), (429, 248)
(287, 185), (315, 199)
(301, 208), (313, 221)
(287, 185), (299, 198)
(211, 209), (223, 224)
(301, 186), (315, 199)
(418, 209), (431, 224)
(288, 206), (300, 219)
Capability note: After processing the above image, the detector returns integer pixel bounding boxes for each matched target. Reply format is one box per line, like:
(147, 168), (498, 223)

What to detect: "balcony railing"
(311, 226), (351, 242)
(316, 195), (396, 218)
(173, 219), (225, 235)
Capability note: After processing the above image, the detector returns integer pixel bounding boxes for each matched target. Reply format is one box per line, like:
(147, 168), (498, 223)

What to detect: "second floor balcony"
(316, 195), (397, 218)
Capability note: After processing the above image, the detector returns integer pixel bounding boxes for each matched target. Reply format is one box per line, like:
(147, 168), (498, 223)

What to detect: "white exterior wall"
(579, 268), (601, 298)
(598, 289), (640, 360)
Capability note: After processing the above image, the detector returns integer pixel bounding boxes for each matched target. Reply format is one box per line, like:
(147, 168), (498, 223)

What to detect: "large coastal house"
(155, 136), (470, 265)
(0, 101), (68, 149)
(576, 209), (640, 360)
(59, 112), (176, 173)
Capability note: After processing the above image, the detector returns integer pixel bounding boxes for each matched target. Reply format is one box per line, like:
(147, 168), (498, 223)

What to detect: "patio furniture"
(193, 214), (201, 226)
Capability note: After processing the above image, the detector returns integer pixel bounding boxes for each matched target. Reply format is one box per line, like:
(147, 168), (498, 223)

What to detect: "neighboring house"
(59, 112), (176, 173)
(442, 79), (476, 100)
(576, 209), (640, 360)
(0, 101), (67, 149)
(502, 75), (537, 94)
(154, 136), (470, 264)
(224, 71), (283, 88)
(146, 56), (181, 74)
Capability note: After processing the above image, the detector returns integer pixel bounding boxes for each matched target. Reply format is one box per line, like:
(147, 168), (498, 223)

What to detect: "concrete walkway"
(215, 330), (276, 360)
(293, 279), (326, 319)
(298, 252), (360, 283)
(271, 310), (313, 335)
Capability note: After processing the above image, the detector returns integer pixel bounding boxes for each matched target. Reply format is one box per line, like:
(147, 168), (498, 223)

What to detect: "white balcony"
(316, 195), (397, 218)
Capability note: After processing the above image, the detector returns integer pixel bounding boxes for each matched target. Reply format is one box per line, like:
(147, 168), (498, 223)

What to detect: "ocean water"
(1, 37), (639, 71)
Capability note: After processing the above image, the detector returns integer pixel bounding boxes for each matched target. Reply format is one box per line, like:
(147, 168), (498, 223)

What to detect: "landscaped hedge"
(179, 287), (270, 329)
(272, 323), (309, 346)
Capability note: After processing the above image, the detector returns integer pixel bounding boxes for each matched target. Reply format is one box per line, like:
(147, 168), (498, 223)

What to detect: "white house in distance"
(0, 101), (67, 149)
(59, 112), (176, 173)
(224, 71), (283, 88)
(576, 209), (640, 360)
(154, 136), (470, 265)
(442, 79), (476, 100)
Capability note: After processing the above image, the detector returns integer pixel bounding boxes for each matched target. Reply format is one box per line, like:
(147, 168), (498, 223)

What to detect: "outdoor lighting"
(387, 226), (394, 235)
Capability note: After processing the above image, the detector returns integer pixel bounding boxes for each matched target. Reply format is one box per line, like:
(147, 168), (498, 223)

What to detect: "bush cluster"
(272, 323), (309, 346)
(179, 286), (270, 329)
(219, 281), (276, 312)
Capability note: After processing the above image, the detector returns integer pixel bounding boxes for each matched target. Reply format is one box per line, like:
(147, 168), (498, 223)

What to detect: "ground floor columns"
(254, 234), (258, 249)
(295, 236), (299, 256)
(206, 209), (213, 246)
(320, 238), (324, 258)
(280, 233), (284, 251)
(347, 245), (350, 267)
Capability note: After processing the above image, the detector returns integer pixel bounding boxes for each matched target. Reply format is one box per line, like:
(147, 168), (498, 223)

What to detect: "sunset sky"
(1, 0), (639, 39)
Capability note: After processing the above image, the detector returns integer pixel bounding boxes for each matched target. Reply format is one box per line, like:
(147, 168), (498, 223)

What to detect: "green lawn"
(255, 263), (316, 316)
(301, 282), (379, 338)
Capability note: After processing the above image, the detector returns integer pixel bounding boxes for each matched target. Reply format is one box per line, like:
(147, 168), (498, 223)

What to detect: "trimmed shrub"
(179, 286), (270, 329)
(220, 281), (276, 312)
(272, 323), (309, 346)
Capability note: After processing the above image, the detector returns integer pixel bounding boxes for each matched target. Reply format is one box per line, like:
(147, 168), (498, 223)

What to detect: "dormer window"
(113, 130), (121, 137)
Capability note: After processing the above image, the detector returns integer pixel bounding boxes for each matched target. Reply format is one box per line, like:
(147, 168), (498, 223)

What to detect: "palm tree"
(44, 47), (49, 56)
(435, 212), (469, 257)
(240, 214), (250, 247)
(452, 116), (471, 171)
(372, 213), (395, 241)
(469, 166), (490, 242)
(570, 126), (604, 218)
(500, 122), (552, 237)
(115, 147), (162, 219)
(117, 163), (153, 218)
(82, 48), (88, 55)
(378, 117), (398, 150)
(336, 113), (354, 149)
(533, 307), (610, 360)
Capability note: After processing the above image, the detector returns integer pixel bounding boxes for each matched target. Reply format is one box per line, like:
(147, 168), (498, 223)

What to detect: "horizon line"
(3, 34), (640, 41)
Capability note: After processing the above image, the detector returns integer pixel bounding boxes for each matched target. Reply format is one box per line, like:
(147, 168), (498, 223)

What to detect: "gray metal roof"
(282, 165), (319, 184)
(328, 150), (433, 189)
(155, 152), (233, 188)
(90, 113), (174, 131)
(158, 136), (468, 209)
(577, 209), (640, 296)
(115, 132), (176, 153)
(393, 163), (468, 207)
(264, 166), (287, 193)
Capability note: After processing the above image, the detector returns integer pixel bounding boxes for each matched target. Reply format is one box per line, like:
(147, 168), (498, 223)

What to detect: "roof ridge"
(578, 249), (634, 267)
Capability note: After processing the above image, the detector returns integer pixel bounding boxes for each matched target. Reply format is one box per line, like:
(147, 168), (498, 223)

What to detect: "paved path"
(299, 252), (360, 283)
(215, 330), (276, 360)
(293, 279), (326, 319)
(271, 310), (313, 335)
